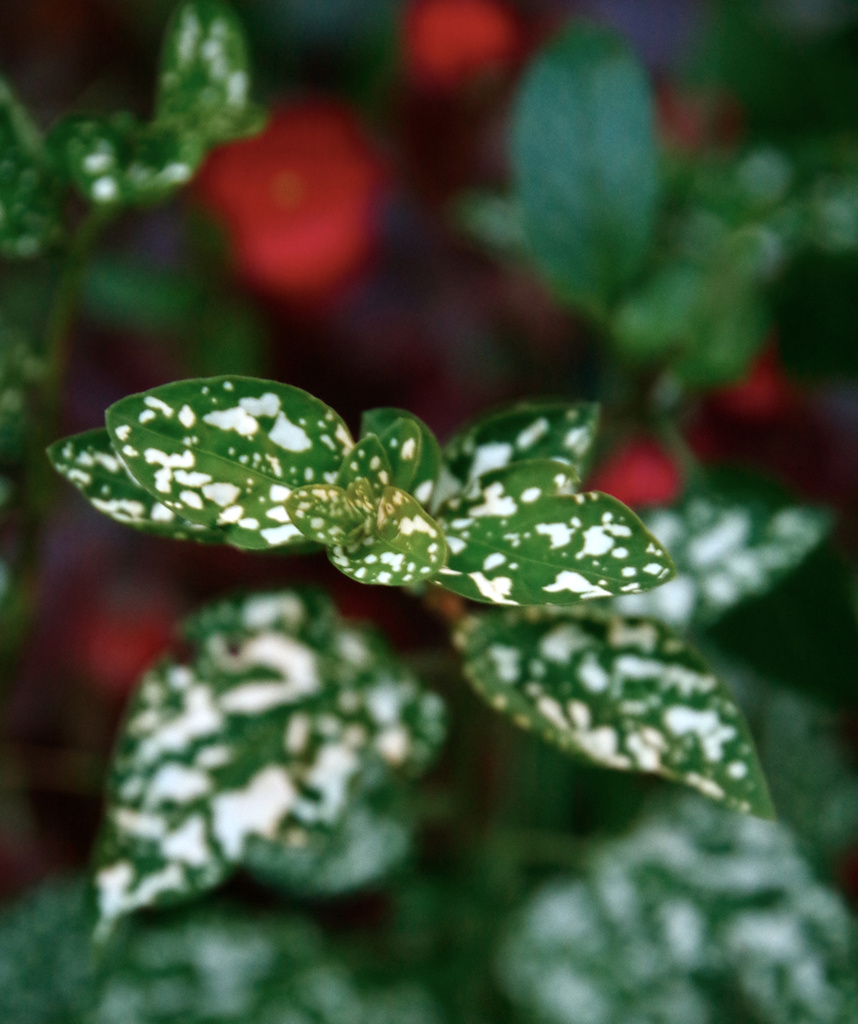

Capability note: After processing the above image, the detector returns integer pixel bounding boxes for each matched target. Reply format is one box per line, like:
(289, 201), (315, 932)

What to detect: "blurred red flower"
(706, 344), (798, 422)
(74, 602), (175, 697)
(403, 0), (523, 91)
(589, 437), (682, 509)
(196, 102), (388, 301)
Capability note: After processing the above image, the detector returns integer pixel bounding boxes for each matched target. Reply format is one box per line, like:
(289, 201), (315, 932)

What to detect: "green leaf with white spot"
(361, 407), (442, 505)
(336, 433), (394, 499)
(104, 375), (354, 551)
(47, 113), (205, 207)
(0, 77), (64, 259)
(511, 24), (659, 311)
(434, 401), (598, 511)
(0, 879), (449, 1024)
(244, 790), (412, 898)
(285, 483), (365, 545)
(329, 487), (448, 586)
(92, 588), (446, 939)
(456, 606), (772, 817)
(436, 460), (674, 606)
(616, 473), (832, 629)
(155, 0), (265, 148)
(500, 797), (858, 1024)
(48, 429), (223, 543)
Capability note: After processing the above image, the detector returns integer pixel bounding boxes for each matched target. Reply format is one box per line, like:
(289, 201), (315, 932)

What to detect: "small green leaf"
(104, 376), (354, 551)
(92, 588), (446, 938)
(454, 190), (528, 260)
(47, 113), (204, 207)
(617, 474), (832, 628)
(437, 460), (674, 606)
(456, 606), (772, 816)
(48, 428), (222, 542)
(361, 407), (442, 505)
(155, 0), (265, 147)
(0, 77), (64, 259)
(285, 483), (365, 545)
(336, 433), (394, 498)
(329, 487), (447, 586)
(435, 401), (598, 510)
(511, 24), (659, 310)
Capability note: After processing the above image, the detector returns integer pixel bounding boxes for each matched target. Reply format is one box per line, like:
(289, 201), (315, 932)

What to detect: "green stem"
(0, 210), (109, 701)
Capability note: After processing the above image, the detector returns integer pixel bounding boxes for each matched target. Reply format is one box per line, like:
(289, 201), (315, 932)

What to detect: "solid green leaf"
(511, 24), (659, 310)
(329, 487), (448, 586)
(92, 588), (446, 938)
(434, 401), (598, 511)
(0, 317), (42, 464)
(155, 0), (265, 147)
(104, 376), (354, 550)
(456, 606), (772, 816)
(436, 460), (674, 606)
(454, 190), (527, 261)
(617, 474), (832, 629)
(48, 428), (223, 542)
(0, 77), (64, 259)
(500, 798), (858, 1024)
(47, 113), (204, 207)
(361, 407), (442, 505)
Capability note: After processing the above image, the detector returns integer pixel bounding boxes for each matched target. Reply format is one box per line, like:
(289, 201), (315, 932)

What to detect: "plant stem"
(0, 210), (109, 700)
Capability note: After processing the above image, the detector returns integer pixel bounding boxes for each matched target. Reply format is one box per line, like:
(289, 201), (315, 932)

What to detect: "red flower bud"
(403, 0), (523, 92)
(195, 101), (388, 301)
(589, 438), (682, 509)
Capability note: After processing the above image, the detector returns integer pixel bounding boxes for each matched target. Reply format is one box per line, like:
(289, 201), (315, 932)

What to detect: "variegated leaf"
(154, 0), (265, 147)
(436, 461), (674, 606)
(336, 433), (394, 499)
(329, 487), (447, 586)
(285, 483), (365, 545)
(0, 77), (64, 259)
(244, 792), (411, 897)
(93, 588), (446, 939)
(47, 114), (205, 207)
(617, 476), (832, 628)
(434, 401), (598, 510)
(455, 606), (772, 816)
(0, 880), (448, 1024)
(361, 407), (441, 506)
(48, 429), (222, 542)
(500, 798), (858, 1024)
(104, 376), (354, 550)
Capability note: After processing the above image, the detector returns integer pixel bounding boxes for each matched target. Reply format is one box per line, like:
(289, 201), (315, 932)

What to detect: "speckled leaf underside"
(617, 478), (832, 628)
(455, 606), (772, 816)
(104, 376), (355, 550)
(436, 460), (675, 605)
(93, 588), (446, 939)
